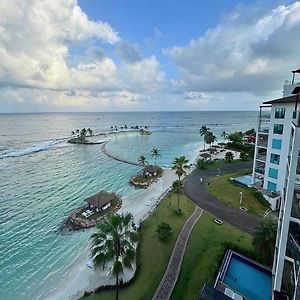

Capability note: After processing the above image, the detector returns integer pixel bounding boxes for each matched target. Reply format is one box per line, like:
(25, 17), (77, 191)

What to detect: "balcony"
(257, 140), (268, 147)
(255, 167), (265, 175)
(256, 154), (266, 162)
(291, 190), (300, 219)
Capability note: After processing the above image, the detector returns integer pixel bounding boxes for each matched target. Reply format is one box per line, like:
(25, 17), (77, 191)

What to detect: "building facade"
(252, 70), (300, 299)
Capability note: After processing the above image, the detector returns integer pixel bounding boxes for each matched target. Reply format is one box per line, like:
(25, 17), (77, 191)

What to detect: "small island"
(68, 190), (122, 229)
(131, 165), (163, 188)
(68, 127), (104, 144)
(139, 128), (152, 135)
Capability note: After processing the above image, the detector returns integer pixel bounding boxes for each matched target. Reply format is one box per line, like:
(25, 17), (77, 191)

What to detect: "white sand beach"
(45, 168), (178, 300)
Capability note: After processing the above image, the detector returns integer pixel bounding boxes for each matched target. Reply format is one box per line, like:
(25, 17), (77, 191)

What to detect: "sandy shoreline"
(45, 168), (178, 300)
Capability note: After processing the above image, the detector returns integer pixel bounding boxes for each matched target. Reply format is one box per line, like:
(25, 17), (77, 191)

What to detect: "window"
(267, 181), (277, 192)
(273, 124), (284, 134)
(275, 108), (285, 118)
(269, 168), (278, 179)
(272, 139), (282, 150)
(270, 153), (280, 165)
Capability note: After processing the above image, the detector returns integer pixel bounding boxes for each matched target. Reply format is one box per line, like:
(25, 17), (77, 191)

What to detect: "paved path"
(184, 161), (261, 235)
(101, 141), (142, 166)
(152, 206), (203, 300)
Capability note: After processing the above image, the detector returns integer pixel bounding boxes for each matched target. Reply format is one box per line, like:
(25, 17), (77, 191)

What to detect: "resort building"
(85, 190), (120, 212)
(252, 69), (300, 299)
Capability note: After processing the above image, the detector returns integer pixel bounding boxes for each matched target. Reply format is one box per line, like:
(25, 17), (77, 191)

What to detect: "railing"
(256, 154), (266, 161)
(255, 167), (265, 175)
(257, 140), (268, 147)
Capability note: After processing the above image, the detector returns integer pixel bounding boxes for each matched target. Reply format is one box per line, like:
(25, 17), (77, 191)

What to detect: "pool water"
(233, 175), (253, 186)
(223, 255), (272, 300)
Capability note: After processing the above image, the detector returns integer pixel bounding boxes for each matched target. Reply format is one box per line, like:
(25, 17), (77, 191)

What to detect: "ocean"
(0, 111), (258, 299)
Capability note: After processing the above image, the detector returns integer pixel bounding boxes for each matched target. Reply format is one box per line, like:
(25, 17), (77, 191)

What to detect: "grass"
(206, 169), (267, 217)
(83, 192), (195, 300)
(170, 211), (253, 300)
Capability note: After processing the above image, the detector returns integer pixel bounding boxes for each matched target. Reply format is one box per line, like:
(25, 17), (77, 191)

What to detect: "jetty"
(101, 141), (141, 166)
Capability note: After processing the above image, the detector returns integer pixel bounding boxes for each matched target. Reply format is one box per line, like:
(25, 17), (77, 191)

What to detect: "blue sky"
(0, 0), (299, 112)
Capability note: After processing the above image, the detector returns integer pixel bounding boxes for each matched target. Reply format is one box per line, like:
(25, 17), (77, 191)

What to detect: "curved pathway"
(184, 161), (261, 235)
(152, 206), (203, 300)
(101, 141), (141, 166)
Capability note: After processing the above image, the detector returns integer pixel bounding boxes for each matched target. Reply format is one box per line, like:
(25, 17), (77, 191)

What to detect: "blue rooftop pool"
(219, 251), (272, 300)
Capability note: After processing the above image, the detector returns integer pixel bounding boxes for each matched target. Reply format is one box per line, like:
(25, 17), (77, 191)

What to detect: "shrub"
(225, 151), (234, 162)
(196, 158), (207, 170)
(157, 222), (172, 241)
(240, 151), (248, 161)
(252, 190), (271, 208)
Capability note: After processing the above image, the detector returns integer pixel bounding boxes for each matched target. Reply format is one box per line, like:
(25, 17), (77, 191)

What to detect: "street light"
(240, 191), (243, 204)
(217, 168), (221, 176)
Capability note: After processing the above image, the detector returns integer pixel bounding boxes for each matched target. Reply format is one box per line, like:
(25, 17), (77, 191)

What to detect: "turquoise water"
(224, 255), (272, 300)
(0, 112), (257, 299)
(233, 175), (253, 186)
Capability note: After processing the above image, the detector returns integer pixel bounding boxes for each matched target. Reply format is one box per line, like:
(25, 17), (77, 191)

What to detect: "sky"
(0, 0), (300, 113)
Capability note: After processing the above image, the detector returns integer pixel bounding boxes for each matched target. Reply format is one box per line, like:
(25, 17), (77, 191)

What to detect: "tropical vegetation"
(172, 156), (189, 182)
(172, 180), (184, 213)
(137, 155), (147, 165)
(151, 148), (161, 165)
(252, 218), (277, 264)
(199, 125), (210, 150)
(157, 222), (172, 241)
(90, 213), (138, 300)
(225, 151), (234, 162)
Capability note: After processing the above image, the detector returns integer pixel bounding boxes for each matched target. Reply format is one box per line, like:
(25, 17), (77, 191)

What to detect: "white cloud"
(165, 2), (300, 95)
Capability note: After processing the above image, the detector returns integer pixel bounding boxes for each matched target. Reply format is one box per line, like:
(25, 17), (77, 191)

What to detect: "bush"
(157, 222), (172, 241)
(196, 158), (207, 170)
(240, 151), (248, 161)
(225, 151), (234, 162)
(252, 190), (271, 208)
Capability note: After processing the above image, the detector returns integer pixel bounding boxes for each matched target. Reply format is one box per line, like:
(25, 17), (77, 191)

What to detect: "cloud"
(165, 2), (300, 95)
(116, 41), (142, 63)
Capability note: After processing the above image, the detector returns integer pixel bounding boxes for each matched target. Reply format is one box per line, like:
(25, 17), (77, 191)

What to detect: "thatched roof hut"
(143, 165), (162, 176)
(85, 190), (120, 209)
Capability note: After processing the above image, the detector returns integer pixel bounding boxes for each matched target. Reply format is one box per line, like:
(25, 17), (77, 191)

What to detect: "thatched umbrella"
(207, 147), (217, 153)
(218, 142), (227, 148)
(199, 153), (211, 161)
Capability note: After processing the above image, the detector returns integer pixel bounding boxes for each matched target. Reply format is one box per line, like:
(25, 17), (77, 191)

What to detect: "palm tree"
(76, 129), (80, 137)
(172, 156), (189, 182)
(138, 155), (148, 165)
(172, 180), (183, 213)
(124, 125), (128, 131)
(221, 131), (227, 142)
(151, 148), (161, 165)
(87, 128), (93, 136)
(90, 213), (138, 300)
(225, 151), (234, 162)
(252, 218), (277, 264)
(204, 131), (217, 148)
(199, 125), (210, 150)
(80, 128), (87, 141)
(71, 130), (75, 137)
(111, 126), (114, 132)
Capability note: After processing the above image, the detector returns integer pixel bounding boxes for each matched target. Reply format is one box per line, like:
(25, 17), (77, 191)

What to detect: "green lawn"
(206, 169), (267, 217)
(83, 192), (195, 300)
(171, 211), (253, 300)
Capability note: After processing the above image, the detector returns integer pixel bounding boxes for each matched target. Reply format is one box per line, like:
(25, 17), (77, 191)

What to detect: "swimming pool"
(233, 175), (253, 187)
(219, 251), (272, 300)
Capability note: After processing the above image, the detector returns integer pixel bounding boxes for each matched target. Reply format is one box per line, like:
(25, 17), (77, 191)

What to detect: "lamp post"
(217, 168), (221, 176)
(240, 191), (243, 205)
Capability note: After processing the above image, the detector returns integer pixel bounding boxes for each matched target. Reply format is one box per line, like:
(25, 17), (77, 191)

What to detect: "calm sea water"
(0, 111), (257, 299)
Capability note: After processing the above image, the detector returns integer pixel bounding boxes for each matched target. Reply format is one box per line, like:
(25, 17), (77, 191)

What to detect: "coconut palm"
(76, 129), (80, 137)
(71, 130), (75, 137)
(172, 180), (183, 213)
(138, 155), (148, 165)
(111, 126), (114, 132)
(87, 128), (93, 136)
(252, 218), (277, 264)
(172, 156), (189, 182)
(90, 213), (138, 300)
(221, 131), (227, 141)
(151, 148), (161, 165)
(80, 128), (87, 141)
(199, 125), (210, 151)
(204, 131), (217, 148)
(225, 151), (234, 162)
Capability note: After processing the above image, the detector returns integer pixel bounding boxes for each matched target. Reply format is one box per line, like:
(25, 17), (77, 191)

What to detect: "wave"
(0, 140), (64, 159)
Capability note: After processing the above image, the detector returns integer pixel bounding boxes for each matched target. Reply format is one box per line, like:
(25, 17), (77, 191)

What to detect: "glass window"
(270, 153), (280, 165)
(267, 181), (277, 192)
(275, 108), (285, 118)
(269, 168), (278, 179)
(272, 139), (282, 150)
(273, 124), (284, 134)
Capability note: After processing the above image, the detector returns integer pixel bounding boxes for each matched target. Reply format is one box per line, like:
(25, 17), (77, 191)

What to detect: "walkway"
(101, 141), (141, 166)
(184, 161), (261, 235)
(152, 206), (203, 300)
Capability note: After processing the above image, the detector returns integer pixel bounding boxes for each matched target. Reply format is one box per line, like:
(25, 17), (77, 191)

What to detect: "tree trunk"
(116, 273), (119, 300)
(177, 193), (180, 213)
(203, 138), (206, 150)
